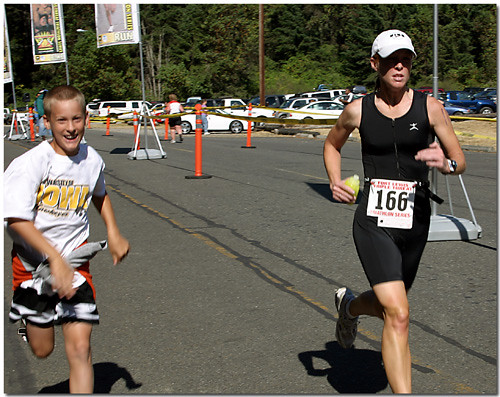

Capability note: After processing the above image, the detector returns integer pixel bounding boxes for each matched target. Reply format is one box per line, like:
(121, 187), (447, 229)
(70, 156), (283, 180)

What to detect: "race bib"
(366, 179), (416, 229)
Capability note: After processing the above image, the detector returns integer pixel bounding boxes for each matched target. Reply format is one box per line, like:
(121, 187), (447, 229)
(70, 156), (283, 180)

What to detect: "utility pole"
(259, 4), (265, 106)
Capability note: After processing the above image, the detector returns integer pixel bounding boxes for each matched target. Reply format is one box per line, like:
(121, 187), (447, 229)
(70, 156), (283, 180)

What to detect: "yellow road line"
(276, 168), (329, 181)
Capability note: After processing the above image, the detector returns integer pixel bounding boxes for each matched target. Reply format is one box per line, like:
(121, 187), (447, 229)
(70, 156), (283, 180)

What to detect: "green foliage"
(4, 4), (497, 106)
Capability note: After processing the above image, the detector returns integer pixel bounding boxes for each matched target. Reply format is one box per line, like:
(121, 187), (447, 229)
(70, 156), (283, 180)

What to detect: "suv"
(93, 100), (152, 117)
(273, 97), (318, 118)
(440, 91), (496, 114)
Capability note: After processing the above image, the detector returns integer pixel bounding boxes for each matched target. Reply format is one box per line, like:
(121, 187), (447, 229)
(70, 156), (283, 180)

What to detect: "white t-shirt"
(168, 101), (182, 114)
(4, 141), (106, 260)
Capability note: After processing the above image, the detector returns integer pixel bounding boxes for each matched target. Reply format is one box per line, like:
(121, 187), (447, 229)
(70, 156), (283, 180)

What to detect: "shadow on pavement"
(38, 362), (142, 393)
(298, 341), (388, 393)
(110, 148), (133, 155)
(306, 183), (363, 204)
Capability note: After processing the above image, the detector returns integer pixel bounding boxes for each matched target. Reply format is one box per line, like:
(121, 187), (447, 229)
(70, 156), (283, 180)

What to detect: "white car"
(273, 97), (318, 118)
(180, 109), (253, 134)
(282, 101), (344, 120)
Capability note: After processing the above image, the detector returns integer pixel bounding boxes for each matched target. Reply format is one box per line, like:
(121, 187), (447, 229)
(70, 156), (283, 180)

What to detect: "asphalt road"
(3, 125), (497, 394)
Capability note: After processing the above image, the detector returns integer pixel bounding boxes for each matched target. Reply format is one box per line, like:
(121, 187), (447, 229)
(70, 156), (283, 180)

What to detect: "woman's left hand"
(415, 141), (449, 173)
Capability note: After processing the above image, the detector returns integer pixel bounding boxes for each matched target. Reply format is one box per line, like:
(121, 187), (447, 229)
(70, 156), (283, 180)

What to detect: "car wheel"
(181, 121), (192, 134)
(279, 114), (288, 119)
(229, 120), (244, 133)
(453, 111), (463, 116)
(480, 106), (493, 114)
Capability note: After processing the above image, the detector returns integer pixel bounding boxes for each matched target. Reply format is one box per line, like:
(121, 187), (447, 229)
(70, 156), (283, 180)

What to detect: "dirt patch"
(450, 119), (496, 151)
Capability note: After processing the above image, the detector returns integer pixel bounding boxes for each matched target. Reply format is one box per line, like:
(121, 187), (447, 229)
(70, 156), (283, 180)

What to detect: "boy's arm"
(92, 193), (130, 265)
(7, 218), (77, 299)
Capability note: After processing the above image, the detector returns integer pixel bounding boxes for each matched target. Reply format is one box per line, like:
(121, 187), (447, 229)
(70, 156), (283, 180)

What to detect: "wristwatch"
(447, 159), (457, 174)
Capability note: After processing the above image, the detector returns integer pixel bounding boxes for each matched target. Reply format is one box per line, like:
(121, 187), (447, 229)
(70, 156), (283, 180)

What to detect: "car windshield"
(475, 90), (496, 98)
(457, 92), (474, 100)
(280, 100), (294, 108)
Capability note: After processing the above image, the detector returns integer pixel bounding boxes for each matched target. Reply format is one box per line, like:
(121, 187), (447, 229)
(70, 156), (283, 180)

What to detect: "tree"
(4, 4), (497, 105)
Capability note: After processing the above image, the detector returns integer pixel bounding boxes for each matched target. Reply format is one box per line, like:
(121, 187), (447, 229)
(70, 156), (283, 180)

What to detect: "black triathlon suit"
(353, 90), (435, 289)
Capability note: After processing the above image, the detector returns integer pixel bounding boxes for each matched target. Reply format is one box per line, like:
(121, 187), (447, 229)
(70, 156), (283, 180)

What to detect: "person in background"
(323, 29), (465, 393)
(201, 99), (209, 135)
(34, 89), (51, 140)
(339, 87), (355, 106)
(166, 94), (184, 143)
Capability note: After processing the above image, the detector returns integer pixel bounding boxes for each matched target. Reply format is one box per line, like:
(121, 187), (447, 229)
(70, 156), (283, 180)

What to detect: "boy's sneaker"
(335, 287), (358, 348)
(17, 319), (28, 343)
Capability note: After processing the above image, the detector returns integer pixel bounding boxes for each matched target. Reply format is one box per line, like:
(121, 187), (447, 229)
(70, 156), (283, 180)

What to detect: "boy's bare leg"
(62, 322), (93, 393)
(26, 323), (55, 358)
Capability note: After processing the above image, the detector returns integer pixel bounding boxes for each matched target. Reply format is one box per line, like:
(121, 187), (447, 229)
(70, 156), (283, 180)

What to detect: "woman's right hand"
(330, 179), (356, 204)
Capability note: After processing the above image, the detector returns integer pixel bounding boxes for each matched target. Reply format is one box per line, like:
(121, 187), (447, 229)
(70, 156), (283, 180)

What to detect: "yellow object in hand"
(345, 174), (360, 204)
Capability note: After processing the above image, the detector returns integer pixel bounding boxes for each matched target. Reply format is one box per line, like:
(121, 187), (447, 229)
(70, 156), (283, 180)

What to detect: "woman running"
(323, 29), (465, 393)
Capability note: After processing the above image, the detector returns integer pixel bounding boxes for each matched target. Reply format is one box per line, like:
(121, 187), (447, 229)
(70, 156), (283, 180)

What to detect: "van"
(94, 100), (152, 117)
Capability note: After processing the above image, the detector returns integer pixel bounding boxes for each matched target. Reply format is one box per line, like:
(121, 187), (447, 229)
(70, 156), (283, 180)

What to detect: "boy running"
(4, 85), (130, 393)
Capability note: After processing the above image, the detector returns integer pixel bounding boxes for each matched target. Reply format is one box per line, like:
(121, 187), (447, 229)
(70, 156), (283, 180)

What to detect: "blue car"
(440, 91), (496, 114)
(443, 101), (475, 116)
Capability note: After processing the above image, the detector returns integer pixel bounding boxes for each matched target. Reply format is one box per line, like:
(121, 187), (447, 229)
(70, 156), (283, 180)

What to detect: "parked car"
(273, 97), (318, 118)
(4, 108), (12, 123)
(246, 95), (286, 120)
(180, 109), (253, 134)
(184, 96), (202, 107)
(443, 101), (475, 116)
(281, 100), (344, 120)
(86, 101), (101, 116)
(463, 87), (485, 95)
(315, 83), (334, 91)
(94, 100), (152, 117)
(440, 91), (496, 114)
(351, 85), (367, 94)
(473, 89), (497, 101)
(247, 95), (286, 108)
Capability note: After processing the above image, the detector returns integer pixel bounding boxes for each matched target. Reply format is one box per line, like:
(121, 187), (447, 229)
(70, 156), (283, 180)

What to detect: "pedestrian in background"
(339, 87), (354, 105)
(166, 94), (184, 143)
(323, 29), (465, 393)
(34, 89), (51, 140)
(201, 99), (209, 135)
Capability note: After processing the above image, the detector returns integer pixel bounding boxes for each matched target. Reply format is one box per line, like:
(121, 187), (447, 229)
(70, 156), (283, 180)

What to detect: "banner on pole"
(95, 4), (140, 48)
(4, 8), (13, 84)
(30, 4), (67, 65)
